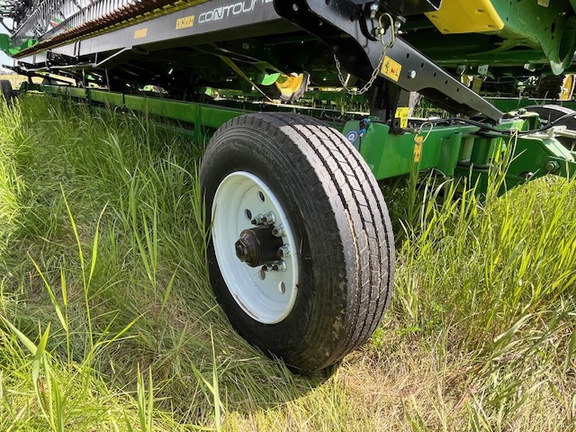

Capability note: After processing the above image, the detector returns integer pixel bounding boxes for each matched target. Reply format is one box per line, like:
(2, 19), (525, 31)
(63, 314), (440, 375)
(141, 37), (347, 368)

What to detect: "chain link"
(335, 13), (396, 95)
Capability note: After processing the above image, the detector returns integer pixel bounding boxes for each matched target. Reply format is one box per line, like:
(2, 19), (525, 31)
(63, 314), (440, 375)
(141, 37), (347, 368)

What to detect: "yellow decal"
(381, 56), (402, 82)
(176, 15), (195, 29)
(413, 136), (423, 163)
(395, 107), (409, 129)
(134, 28), (148, 39)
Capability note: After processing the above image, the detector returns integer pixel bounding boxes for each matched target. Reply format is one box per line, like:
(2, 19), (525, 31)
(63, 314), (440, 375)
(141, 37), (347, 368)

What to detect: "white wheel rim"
(212, 171), (299, 324)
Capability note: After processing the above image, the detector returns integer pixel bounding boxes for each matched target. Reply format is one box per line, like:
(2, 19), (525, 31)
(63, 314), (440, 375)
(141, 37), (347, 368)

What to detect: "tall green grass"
(0, 95), (575, 431)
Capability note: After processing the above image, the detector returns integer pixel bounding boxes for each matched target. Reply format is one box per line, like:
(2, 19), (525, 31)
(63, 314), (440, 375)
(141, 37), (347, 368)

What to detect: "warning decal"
(413, 136), (423, 163)
(381, 56), (402, 82)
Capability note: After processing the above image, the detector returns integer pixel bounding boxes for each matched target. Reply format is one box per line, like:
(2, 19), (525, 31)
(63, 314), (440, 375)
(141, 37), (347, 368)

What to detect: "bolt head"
(270, 260), (287, 272)
(272, 224), (285, 237)
(545, 161), (559, 172)
(235, 240), (248, 261)
(277, 245), (291, 258)
(263, 212), (276, 225)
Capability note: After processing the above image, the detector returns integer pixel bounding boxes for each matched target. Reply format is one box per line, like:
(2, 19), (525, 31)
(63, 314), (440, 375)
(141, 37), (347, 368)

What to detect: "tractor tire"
(200, 112), (394, 372)
(525, 104), (576, 150)
(0, 79), (14, 101)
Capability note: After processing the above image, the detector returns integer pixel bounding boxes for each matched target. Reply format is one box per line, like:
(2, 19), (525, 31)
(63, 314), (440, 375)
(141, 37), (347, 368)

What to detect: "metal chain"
(335, 12), (396, 95)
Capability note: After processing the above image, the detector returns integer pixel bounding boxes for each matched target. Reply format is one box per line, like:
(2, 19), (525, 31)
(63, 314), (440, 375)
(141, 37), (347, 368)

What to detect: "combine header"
(0, 0), (575, 372)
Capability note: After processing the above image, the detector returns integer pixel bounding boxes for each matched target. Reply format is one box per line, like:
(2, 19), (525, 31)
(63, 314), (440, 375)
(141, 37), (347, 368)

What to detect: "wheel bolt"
(277, 245), (291, 258)
(251, 214), (265, 225)
(271, 260), (287, 272)
(261, 212), (276, 225)
(272, 224), (286, 237)
(262, 264), (269, 272)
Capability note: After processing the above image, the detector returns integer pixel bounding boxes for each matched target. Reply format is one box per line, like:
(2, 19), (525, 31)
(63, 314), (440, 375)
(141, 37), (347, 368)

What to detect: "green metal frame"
(487, 97), (576, 113)
(343, 118), (576, 191)
(35, 84), (242, 142)
(28, 83), (576, 193)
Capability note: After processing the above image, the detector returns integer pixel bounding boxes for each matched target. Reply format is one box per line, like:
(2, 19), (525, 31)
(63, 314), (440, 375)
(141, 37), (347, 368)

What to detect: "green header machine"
(1, 0), (576, 372)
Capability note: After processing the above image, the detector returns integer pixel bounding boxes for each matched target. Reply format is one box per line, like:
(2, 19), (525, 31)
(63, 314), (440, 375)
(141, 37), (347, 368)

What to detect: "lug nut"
(272, 224), (286, 237)
(271, 260), (287, 272)
(277, 245), (291, 258)
(261, 212), (276, 225)
(251, 214), (265, 225)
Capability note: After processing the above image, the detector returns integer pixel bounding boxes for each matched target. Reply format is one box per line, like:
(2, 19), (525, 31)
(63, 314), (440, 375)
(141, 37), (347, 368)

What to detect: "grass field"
(0, 73), (44, 89)
(1, 95), (575, 431)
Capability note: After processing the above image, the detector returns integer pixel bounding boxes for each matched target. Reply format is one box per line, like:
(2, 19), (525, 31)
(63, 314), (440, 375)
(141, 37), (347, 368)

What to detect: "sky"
(0, 19), (16, 71)
(1, 51), (14, 71)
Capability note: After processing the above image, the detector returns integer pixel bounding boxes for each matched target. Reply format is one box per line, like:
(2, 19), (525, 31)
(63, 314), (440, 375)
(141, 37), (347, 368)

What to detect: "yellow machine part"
(560, 75), (575, 101)
(425, 0), (504, 34)
(275, 74), (306, 97)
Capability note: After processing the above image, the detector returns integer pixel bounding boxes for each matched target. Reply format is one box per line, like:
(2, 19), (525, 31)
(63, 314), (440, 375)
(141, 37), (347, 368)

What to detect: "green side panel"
(30, 84), (576, 192)
(41, 85), (86, 99)
(347, 118), (576, 193)
(123, 95), (242, 129)
(37, 85), (244, 134)
(345, 121), (478, 179)
(90, 90), (124, 106)
(67, 87), (87, 98)
(487, 97), (576, 113)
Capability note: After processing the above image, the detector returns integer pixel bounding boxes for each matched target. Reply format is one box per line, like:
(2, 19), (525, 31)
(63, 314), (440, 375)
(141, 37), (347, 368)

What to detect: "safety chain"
(335, 12), (397, 95)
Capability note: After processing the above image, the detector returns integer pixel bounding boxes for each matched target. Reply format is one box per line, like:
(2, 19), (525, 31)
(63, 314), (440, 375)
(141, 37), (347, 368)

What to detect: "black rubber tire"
(525, 104), (576, 150)
(201, 113), (394, 372)
(0, 79), (14, 101)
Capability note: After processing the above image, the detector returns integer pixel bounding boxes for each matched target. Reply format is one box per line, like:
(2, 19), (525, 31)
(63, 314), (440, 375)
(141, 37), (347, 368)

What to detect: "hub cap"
(212, 172), (299, 324)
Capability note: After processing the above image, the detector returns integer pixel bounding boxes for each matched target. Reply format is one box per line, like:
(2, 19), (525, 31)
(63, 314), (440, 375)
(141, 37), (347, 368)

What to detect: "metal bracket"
(274, 0), (503, 121)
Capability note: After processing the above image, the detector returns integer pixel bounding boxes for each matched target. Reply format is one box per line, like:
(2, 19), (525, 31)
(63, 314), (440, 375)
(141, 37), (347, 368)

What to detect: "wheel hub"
(211, 171), (299, 324)
(235, 226), (283, 267)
